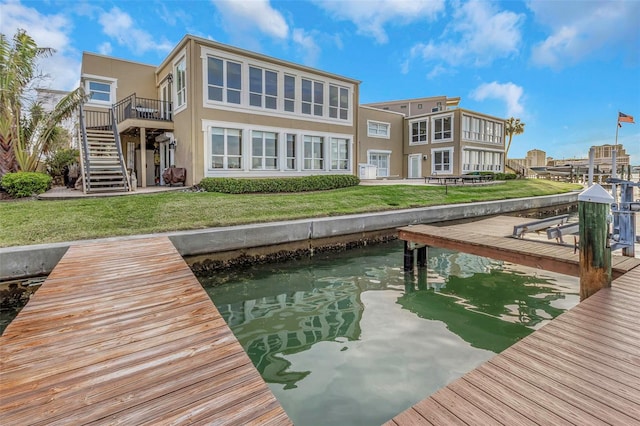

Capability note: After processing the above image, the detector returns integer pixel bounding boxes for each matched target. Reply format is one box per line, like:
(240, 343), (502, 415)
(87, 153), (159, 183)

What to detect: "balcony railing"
(113, 93), (173, 123)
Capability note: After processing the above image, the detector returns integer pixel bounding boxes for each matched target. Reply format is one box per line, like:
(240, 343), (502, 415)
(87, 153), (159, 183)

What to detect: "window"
(302, 79), (323, 116)
(463, 149), (503, 172)
(462, 115), (503, 144)
(303, 135), (324, 170)
(207, 57), (241, 104)
(284, 75), (295, 112)
(411, 120), (427, 144)
(211, 127), (242, 169)
(250, 67), (277, 109)
(368, 151), (390, 177)
(330, 138), (349, 170)
(329, 85), (349, 120)
(175, 58), (186, 108)
(367, 121), (390, 138)
(286, 134), (296, 169)
(251, 131), (278, 169)
(88, 81), (111, 102)
(432, 148), (453, 173)
(432, 115), (452, 141)
(84, 76), (116, 107)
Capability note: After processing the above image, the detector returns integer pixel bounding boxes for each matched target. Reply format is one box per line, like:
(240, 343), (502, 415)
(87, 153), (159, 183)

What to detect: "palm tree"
(0, 29), (84, 175)
(504, 117), (525, 160)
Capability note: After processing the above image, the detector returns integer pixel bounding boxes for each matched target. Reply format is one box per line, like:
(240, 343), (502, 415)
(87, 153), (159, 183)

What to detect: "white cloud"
(292, 28), (320, 66)
(529, 0), (640, 68)
(408, 1), (524, 68)
(212, 0), (289, 40)
(98, 42), (112, 56)
(314, 0), (444, 44)
(98, 7), (173, 56)
(470, 81), (525, 117)
(0, 0), (80, 91)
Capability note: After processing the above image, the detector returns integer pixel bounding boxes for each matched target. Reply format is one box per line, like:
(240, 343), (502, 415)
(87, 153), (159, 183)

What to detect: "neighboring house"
(546, 144), (631, 172)
(35, 88), (79, 148)
(362, 97), (506, 178)
(78, 34), (503, 192)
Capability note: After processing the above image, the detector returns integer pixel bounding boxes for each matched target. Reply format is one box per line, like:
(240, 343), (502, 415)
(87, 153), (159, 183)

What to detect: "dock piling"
(403, 241), (414, 271)
(578, 184), (614, 300)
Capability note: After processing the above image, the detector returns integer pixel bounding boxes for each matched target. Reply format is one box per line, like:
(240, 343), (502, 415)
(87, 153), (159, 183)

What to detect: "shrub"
(199, 175), (360, 194)
(494, 172), (517, 180)
(46, 148), (80, 182)
(0, 172), (52, 198)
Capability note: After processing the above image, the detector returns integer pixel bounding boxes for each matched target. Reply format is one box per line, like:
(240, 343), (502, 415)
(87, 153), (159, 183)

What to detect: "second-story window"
(329, 85), (349, 120)
(175, 58), (186, 109)
(433, 115), (452, 141)
(284, 75), (295, 112)
(367, 121), (390, 138)
(411, 120), (427, 144)
(302, 79), (323, 116)
(207, 57), (241, 104)
(250, 67), (278, 109)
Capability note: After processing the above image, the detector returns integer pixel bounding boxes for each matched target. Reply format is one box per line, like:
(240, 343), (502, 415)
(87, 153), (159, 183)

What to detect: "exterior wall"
(80, 52), (157, 110)
(364, 96), (452, 117)
(526, 149), (546, 167)
(357, 107), (404, 178)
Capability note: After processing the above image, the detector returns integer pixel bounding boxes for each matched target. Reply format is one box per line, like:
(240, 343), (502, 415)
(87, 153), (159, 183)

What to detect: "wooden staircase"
(83, 129), (129, 192)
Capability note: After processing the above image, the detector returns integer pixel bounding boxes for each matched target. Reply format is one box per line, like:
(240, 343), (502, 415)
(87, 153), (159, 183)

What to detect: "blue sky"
(2, 0), (639, 164)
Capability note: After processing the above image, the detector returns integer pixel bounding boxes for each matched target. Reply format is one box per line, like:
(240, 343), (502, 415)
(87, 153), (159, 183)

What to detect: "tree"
(0, 29), (84, 175)
(504, 117), (525, 160)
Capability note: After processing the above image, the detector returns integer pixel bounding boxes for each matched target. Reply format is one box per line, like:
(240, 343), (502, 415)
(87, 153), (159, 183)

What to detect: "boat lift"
(608, 178), (640, 257)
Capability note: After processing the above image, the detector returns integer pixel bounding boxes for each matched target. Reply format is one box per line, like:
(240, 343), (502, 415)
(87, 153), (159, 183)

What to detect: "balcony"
(114, 93), (174, 134)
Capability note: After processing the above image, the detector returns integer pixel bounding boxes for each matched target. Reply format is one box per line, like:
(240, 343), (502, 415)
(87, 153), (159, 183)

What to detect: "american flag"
(618, 112), (635, 124)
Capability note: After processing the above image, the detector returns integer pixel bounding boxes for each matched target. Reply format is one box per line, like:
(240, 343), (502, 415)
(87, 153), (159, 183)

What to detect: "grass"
(0, 180), (581, 247)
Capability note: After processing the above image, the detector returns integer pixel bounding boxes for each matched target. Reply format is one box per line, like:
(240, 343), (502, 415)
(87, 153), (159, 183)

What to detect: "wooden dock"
(389, 216), (640, 425)
(398, 216), (640, 278)
(0, 237), (291, 425)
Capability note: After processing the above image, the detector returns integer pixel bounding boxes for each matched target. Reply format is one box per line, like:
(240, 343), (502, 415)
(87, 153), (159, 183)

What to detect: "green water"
(201, 241), (579, 426)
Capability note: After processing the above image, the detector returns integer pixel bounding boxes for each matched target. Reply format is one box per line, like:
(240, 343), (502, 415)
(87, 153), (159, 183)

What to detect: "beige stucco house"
(78, 35), (504, 192)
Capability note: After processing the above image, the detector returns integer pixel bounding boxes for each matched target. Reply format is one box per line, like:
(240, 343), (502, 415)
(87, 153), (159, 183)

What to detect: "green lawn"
(0, 180), (581, 247)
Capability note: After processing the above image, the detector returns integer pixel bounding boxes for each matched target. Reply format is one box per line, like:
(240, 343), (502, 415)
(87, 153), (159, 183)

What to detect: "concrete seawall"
(0, 192), (578, 281)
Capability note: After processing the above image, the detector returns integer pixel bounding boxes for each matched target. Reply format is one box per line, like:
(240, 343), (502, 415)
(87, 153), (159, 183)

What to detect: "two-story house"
(79, 34), (504, 192)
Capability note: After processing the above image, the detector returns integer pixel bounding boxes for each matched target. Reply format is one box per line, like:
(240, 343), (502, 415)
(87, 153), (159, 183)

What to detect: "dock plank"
(0, 237), (291, 425)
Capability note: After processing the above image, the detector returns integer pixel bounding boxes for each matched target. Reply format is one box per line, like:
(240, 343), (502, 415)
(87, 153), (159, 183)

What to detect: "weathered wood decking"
(390, 216), (640, 425)
(398, 216), (640, 278)
(0, 237), (291, 425)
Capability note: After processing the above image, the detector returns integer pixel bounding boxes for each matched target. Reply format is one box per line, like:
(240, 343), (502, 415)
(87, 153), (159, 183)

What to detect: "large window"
(411, 120), (427, 144)
(462, 115), (503, 144)
(286, 134), (296, 170)
(330, 138), (349, 170)
(463, 149), (503, 172)
(284, 75), (295, 112)
(175, 58), (186, 109)
(211, 127), (242, 169)
(367, 120), (390, 138)
(250, 67), (277, 109)
(302, 79), (323, 116)
(432, 115), (452, 141)
(329, 85), (348, 120)
(303, 135), (324, 170)
(251, 131), (278, 169)
(207, 57), (241, 104)
(432, 148), (453, 173)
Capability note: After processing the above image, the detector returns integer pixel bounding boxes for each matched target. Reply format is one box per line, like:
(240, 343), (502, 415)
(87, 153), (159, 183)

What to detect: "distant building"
(35, 88), (79, 148)
(546, 144), (630, 172)
(526, 149), (546, 167)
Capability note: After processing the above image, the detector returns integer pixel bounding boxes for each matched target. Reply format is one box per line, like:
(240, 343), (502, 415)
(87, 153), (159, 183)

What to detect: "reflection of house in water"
(216, 282), (364, 388)
(428, 250), (502, 286)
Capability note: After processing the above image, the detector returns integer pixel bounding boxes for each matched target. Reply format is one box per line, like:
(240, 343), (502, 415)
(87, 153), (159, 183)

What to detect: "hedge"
(199, 175), (360, 194)
(494, 172), (517, 180)
(1, 172), (52, 198)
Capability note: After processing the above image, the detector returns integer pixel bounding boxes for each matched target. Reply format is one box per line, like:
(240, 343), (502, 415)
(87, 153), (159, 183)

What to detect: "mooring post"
(403, 241), (415, 272)
(578, 184), (614, 300)
(417, 246), (427, 267)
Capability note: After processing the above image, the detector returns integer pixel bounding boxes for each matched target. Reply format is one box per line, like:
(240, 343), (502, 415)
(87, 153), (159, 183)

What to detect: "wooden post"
(403, 241), (414, 272)
(417, 246), (427, 267)
(578, 185), (613, 300)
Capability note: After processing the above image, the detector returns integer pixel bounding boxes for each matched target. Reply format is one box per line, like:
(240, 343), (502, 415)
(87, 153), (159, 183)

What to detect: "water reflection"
(202, 242), (578, 425)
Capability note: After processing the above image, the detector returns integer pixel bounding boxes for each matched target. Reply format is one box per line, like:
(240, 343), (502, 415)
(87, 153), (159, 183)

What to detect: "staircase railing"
(110, 108), (131, 192)
(78, 104), (90, 194)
